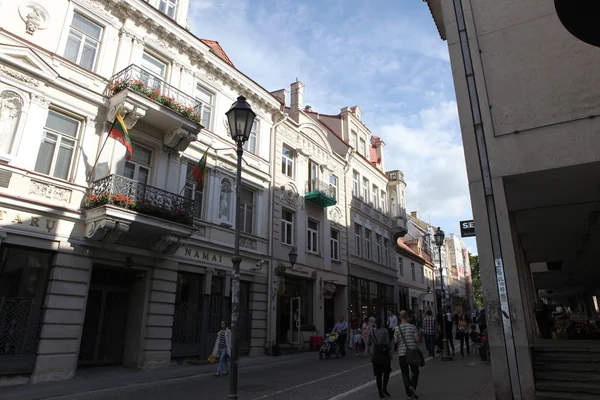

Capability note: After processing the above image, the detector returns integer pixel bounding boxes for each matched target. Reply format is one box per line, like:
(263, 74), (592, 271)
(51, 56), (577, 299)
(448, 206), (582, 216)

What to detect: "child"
(354, 329), (362, 356)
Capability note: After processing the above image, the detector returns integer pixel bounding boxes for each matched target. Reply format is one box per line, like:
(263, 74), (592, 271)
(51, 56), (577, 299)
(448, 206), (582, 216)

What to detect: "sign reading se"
(460, 220), (475, 238)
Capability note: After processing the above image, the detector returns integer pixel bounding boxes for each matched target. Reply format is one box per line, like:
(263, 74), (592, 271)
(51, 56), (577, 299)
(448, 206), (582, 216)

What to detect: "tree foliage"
(469, 253), (484, 308)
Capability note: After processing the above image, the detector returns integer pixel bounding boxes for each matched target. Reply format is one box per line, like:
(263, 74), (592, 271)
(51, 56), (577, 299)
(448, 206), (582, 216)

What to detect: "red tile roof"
(199, 39), (234, 67)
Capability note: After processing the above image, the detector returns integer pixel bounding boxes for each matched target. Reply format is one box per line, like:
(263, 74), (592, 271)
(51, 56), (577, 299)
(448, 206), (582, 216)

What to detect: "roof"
(424, 0), (447, 41)
(199, 39), (234, 67)
(397, 239), (428, 265)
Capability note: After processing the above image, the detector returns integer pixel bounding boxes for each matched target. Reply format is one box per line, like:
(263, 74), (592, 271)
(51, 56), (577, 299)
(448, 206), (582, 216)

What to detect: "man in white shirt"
(387, 310), (398, 350)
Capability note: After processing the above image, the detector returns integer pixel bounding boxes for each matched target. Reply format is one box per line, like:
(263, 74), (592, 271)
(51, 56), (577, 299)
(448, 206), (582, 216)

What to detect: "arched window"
(0, 90), (24, 155)
(218, 178), (232, 222)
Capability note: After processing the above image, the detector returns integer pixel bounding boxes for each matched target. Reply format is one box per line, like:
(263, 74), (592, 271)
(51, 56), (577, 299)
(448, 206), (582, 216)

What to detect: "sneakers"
(222, 371), (229, 376)
(214, 372), (220, 377)
(383, 389), (391, 397)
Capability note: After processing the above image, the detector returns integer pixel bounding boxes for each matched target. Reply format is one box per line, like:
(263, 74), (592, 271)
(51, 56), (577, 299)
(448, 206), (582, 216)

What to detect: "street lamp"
(226, 95), (256, 399)
(434, 227), (453, 361)
(288, 246), (297, 267)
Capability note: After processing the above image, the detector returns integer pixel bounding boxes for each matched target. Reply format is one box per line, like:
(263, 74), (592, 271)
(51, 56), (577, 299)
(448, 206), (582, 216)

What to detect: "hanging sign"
(460, 220), (476, 237)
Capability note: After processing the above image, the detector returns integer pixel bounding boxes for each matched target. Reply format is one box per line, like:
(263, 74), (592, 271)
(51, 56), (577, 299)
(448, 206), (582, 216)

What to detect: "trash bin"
(310, 335), (323, 351)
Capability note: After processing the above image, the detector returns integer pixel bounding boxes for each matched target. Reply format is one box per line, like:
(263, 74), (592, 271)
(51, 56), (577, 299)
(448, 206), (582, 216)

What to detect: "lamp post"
(226, 95), (256, 399)
(434, 227), (453, 361)
(288, 246), (298, 267)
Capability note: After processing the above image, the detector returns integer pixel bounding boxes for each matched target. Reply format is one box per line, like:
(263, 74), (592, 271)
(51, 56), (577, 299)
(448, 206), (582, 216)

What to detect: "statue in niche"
(0, 91), (23, 155)
(219, 178), (232, 221)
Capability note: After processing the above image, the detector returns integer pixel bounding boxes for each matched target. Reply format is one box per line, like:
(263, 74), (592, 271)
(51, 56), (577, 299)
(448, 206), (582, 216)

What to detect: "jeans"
(349, 329), (358, 348)
(398, 355), (420, 396)
(424, 334), (435, 356)
(217, 348), (228, 373)
(460, 332), (470, 355)
(338, 334), (347, 356)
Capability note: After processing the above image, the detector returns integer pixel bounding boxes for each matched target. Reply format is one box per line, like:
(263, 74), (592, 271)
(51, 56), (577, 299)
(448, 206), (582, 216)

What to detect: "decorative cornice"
(0, 64), (41, 87)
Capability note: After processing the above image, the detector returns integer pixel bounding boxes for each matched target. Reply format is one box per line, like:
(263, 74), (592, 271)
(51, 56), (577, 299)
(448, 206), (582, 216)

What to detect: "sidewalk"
(0, 352), (315, 400)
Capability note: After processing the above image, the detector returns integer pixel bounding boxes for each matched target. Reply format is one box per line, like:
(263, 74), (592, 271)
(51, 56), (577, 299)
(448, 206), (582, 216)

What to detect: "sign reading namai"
(183, 248), (227, 264)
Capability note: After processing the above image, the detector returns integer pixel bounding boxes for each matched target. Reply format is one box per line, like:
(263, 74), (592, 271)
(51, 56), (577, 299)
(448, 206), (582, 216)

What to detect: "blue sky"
(189, 0), (477, 254)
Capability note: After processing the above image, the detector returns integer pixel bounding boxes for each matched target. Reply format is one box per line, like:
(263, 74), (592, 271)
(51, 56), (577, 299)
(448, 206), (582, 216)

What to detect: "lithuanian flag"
(109, 112), (134, 161)
(192, 148), (209, 190)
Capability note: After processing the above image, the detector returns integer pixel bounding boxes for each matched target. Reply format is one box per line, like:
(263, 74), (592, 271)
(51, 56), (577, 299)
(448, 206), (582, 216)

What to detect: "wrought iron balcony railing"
(305, 179), (337, 208)
(83, 174), (194, 226)
(108, 64), (203, 125)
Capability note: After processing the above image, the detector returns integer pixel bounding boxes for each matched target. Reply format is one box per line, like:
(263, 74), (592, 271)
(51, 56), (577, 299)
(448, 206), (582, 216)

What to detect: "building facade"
(446, 234), (471, 313)
(265, 81), (349, 351)
(396, 241), (435, 314)
(0, 0), (281, 383)
(426, 0), (600, 398)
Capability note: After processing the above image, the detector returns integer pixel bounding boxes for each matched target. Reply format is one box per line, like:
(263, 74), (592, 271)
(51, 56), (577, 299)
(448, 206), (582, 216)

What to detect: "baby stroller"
(319, 331), (342, 360)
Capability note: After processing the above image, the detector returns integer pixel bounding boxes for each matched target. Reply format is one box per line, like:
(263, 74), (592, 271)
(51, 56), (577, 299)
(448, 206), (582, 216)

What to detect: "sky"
(189, 0), (477, 254)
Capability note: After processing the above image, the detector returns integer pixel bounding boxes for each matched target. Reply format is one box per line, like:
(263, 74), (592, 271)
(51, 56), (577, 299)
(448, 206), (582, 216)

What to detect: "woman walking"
(458, 314), (471, 356)
(212, 321), (231, 377)
(362, 317), (375, 357)
(367, 317), (393, 398)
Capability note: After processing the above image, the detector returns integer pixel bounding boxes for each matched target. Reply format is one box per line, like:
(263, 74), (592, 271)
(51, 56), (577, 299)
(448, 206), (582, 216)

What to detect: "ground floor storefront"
(348, 273), (397, 323)
(269, 261), (347, 352)
(0, 203), (268, 384)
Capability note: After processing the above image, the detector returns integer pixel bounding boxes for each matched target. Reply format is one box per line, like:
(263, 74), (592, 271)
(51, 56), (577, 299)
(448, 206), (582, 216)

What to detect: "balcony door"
(308, 161), (319, 192)
(123, 144), (152, 203)
(140, 52), (166, 91)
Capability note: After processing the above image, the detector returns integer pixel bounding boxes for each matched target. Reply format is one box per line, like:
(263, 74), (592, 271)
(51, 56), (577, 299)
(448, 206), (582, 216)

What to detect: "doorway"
(78, 266), (137, 367)
(324, 297), (335, 334)
(289, 297), (301, 344)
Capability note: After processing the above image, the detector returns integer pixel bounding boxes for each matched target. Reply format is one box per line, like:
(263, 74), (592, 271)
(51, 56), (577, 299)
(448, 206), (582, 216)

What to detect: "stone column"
(141, 260), (178, 369)
(31, 253), (92, 383)
(248, 278), (268, 356)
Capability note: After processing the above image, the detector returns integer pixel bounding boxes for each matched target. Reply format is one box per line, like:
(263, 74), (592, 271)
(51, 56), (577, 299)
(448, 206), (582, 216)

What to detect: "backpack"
(371, 331), (391, 365)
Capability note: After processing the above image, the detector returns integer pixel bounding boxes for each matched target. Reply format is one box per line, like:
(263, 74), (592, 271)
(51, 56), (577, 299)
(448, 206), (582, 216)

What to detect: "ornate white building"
(0, 0), (280, 383)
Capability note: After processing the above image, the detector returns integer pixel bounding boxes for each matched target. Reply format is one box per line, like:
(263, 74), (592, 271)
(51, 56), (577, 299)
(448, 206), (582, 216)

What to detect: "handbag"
(370, 330), (391, 365)
(399, 325), (425, 367)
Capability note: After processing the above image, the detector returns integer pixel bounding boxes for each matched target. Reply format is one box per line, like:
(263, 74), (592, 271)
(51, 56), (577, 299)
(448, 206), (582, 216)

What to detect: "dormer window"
(159, 0), (177, 18)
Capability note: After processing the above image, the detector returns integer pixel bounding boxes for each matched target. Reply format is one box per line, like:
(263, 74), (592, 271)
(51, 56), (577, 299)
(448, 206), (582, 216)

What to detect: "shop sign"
(0, 209), (59, 233)
(285, 265), (312, 277)
(322, 283), (336, 299)
(460, 220), (475, 237)
(183, 247), (226, 264)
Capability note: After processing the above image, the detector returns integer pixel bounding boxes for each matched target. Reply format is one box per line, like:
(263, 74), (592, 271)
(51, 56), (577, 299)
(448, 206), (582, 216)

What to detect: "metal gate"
(0, 298), (43, 375)
(79, 288), (129, 366)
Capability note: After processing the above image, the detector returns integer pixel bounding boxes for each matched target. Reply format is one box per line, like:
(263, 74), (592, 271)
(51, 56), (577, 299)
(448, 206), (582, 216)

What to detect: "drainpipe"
(343, 148), (355, 318)
(265, 111), (288, 354)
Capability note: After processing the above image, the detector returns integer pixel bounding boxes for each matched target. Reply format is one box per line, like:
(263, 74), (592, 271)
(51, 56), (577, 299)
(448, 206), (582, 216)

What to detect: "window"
(352, 170), (360, 196)
(239, 187), (255, 234)
(350, 130), (357, 148)
(411, 263), (416, 281)
(354, 223), (362, 256)
(307, 219), (319, 254)
(421, 266), (425, 283)
(329, 175), (338, 200)
(140, 52), (166, 90)
(281, 145), (294, 177)
(330, 229), (340, 261)
(35, 110), (79, 180)
(159, 0), (177, 17)
(64, 13), (102, 70)
(359, 138), (366, 156)
(308, 160), (319, 192)
(398, 257), (404, 276)
(281, 209), (294, 245)
(243, 119), (258, 154)
(123, 144), (152, 184)
(381, 191), (386, 213)
(184, 161), (204, 219)
(383, 238), (389, 266)
(375, 234), (382, 263)
(362, 177), (369, 200)
(364, 229), (371, 260)
(372, 184), (378, 206)
(196, 86), (214, 128)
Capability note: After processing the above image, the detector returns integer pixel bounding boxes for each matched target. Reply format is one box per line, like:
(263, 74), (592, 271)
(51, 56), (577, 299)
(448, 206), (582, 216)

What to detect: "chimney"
(290, 80), (304, 118)
(270, 89), (288, 107)
(304, 105), (312, 112)
(411, 211), (418, 218)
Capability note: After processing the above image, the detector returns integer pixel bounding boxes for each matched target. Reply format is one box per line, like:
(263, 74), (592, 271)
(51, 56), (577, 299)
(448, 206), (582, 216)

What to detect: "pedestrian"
(362, 317), (375, 357)
(387, 310), (398, 350)
(422, 310), (437, 358)
(349, 313), (360, 349)
(445, 307), (455, 355)
(333, 316), (348, 357)
(212, 321), (231, 377)
(368, 317), (393, 399)
(457, 314), (471, 356)
(477, 308), (487, 334)
(394, 310), (421, 399)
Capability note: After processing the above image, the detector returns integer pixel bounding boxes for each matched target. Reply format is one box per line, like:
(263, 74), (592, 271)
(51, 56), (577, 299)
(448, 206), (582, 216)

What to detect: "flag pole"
(88, 118), (117, 183)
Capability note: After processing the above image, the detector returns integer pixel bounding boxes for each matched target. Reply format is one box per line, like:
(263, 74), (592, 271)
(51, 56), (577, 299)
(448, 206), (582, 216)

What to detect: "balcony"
(305, 179), (337, 208)
(107, 65), (204, 152)
(390, 208), (408, 240)
(82, 175), (195, 254)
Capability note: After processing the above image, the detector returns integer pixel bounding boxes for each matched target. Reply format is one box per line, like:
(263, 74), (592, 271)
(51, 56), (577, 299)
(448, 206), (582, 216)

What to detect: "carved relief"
(86, 219), (130, 243)
(0, 91), (23, 155)
(279, 182), (300, 209)
(30, 93), (50, 108)
(0, 65), (40, 87)
(193, 224), (206, 236)
(219, 178), (233, 222)
(218, 162), (236, 173)
(107, 102), (147, 129)
(18, 2), (50, 36)
(239, 237), (257, 250)
(164, 127), (198, 152)
(152, 234), (187, 255)
(28, 180), (72, 203)
(328, 206), (343, 225)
